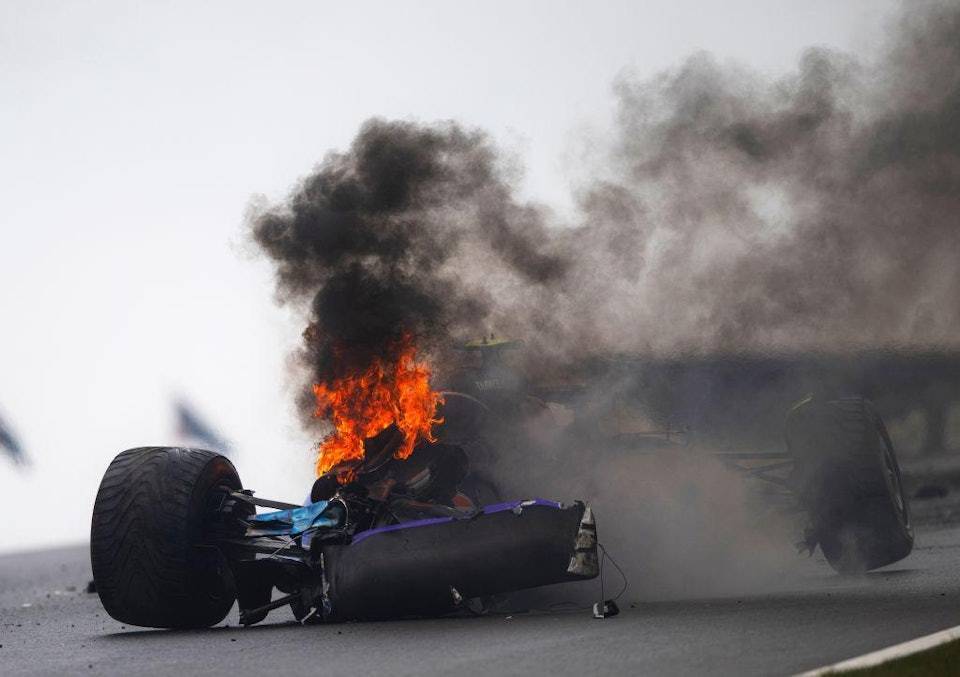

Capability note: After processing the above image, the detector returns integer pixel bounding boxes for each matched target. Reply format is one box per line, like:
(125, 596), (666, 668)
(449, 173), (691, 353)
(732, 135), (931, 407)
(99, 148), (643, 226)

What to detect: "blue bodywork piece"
(249, 500), (345, 536)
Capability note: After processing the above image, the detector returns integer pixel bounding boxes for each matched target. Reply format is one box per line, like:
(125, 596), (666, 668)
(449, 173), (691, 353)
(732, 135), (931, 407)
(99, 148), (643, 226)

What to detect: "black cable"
(476, 543), (631, 617)
(598, 543), (629, 602)
(599, 539), (605, 602)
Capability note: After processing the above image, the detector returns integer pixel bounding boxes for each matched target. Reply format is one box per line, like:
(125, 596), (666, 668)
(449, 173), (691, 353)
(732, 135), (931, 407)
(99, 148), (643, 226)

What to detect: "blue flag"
(0, 409), (28, 466)
(174, 398), (233, 456)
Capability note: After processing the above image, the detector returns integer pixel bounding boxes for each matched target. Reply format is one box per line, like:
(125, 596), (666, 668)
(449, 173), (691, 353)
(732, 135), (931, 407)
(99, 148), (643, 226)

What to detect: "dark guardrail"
(586, 351), (960, 456)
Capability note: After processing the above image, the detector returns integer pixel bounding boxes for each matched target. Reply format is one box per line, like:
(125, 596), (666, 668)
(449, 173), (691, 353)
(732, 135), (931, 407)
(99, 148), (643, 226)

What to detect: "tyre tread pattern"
(90, 447), (238, 628)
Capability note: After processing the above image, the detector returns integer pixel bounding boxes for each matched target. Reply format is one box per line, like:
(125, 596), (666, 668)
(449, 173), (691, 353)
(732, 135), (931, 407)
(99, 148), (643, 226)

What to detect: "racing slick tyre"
(90, 447), (244, 628)
(786, 397), (913, 574)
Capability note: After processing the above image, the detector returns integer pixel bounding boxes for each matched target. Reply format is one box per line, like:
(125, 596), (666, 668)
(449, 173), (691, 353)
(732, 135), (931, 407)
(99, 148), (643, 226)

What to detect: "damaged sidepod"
(319, 499), (598, 620)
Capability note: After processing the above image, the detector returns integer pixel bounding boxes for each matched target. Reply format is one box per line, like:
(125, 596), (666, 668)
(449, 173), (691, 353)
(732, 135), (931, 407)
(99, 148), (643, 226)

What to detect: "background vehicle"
(441, 342), (914, 575)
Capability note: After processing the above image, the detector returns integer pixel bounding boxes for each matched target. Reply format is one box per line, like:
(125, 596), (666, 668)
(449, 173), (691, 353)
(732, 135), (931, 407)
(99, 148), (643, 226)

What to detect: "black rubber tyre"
(787, 397), (913, 574)
(90, 447), (243, 628)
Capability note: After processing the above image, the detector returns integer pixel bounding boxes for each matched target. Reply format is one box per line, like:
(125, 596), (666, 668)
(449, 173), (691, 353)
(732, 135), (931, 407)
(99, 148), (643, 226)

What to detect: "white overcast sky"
(0, 0), (899, 553)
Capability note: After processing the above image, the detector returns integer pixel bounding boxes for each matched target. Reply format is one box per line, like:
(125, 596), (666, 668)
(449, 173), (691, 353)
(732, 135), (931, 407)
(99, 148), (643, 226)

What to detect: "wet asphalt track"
(2, 522), (960, 677)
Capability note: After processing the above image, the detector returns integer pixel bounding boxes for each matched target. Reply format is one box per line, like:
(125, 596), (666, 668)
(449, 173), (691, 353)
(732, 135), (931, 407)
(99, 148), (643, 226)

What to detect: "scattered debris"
(593, 600), (620, 619)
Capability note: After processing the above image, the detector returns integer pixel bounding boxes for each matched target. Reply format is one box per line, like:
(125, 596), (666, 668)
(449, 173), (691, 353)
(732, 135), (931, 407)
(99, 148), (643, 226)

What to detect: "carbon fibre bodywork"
(230, 497), (597, 624)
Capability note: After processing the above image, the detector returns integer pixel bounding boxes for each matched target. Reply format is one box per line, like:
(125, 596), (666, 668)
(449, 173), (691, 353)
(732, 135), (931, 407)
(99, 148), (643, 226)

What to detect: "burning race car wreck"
(88, 108), (919, 629)
(88, 344), (914, 629)
(89, 445), (598, 628)
(89, 340), (601, 628)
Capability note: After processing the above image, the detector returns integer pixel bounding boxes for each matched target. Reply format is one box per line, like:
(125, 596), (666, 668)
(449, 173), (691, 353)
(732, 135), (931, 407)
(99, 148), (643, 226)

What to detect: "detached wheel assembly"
(90, 447), (245, 628)
(787, 396), (913, 573)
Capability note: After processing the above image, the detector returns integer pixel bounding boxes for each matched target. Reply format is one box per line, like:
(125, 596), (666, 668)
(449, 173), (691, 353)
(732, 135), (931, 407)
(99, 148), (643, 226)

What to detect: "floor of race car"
(2, 520), (960, 676)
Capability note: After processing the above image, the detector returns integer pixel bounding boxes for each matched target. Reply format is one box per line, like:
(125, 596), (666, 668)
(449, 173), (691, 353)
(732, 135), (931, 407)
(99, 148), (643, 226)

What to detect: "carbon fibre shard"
(567, 505), (599, 577)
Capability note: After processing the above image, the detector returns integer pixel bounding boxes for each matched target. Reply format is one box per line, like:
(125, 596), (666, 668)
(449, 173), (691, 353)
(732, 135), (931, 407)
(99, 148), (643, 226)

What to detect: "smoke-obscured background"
(0, 0), (933, 558)
(253, 0), (960, 378)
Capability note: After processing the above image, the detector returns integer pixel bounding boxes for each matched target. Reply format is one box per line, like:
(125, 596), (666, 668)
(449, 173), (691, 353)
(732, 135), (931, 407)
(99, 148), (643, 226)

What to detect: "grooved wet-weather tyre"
(90, 447), (243, 628)
(787, 397), (913, 574)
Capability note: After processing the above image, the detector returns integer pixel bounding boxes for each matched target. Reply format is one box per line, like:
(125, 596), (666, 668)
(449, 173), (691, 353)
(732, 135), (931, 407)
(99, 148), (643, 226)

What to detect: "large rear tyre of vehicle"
(90, 447), (243, 628)
(787, 397), (913, 574)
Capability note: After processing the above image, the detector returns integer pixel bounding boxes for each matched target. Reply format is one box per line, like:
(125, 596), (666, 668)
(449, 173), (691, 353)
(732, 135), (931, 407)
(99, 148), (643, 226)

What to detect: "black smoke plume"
(250, 119), (566, 424)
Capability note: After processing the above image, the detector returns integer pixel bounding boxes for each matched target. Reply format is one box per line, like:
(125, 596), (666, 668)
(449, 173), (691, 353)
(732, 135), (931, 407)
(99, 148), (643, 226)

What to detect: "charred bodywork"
(230, 496), (596, 624)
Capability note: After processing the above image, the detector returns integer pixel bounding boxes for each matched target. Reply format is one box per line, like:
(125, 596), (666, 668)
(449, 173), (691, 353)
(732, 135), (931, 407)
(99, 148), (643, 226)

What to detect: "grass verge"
(829, 637), (960, 676)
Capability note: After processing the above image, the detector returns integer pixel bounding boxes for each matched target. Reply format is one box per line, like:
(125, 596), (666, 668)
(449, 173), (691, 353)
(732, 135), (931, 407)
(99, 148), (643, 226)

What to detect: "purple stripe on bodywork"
(350, 498), (563, 545)
(351, 516), (455, 544)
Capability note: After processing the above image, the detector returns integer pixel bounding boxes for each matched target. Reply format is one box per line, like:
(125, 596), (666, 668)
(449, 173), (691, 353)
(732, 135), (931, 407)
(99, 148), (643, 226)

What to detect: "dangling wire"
(266, 536), (298, 559)
(598, 543), (629, 602)
(599, 540), (605, 602)
(494, 543), (631, 617)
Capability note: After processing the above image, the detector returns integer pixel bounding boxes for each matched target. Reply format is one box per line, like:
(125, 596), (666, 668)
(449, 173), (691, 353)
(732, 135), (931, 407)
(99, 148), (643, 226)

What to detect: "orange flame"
(312, 335), (444, 480)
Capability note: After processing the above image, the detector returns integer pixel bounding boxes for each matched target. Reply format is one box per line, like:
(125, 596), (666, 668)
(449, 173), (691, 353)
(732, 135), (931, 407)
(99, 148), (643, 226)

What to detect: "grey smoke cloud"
(565, 0), (960, 356)
(251, 0), (960, 424)
(248, 0), (956, 600)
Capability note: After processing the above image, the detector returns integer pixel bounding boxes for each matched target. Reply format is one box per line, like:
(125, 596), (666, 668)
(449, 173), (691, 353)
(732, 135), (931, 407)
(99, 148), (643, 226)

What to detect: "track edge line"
(795, 624), (960, 675)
